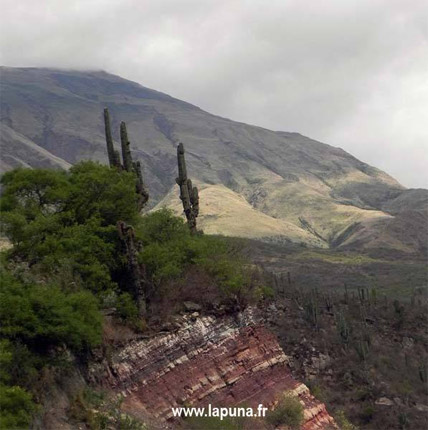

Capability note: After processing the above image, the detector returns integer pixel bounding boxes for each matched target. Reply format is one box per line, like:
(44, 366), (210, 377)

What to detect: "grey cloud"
(1, 0), (427, 187)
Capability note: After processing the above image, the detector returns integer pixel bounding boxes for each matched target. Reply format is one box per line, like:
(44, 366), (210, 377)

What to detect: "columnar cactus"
(343, 283), (348, 304)
(336, 310), (350, 346)
(120, 121), (149, 210)
(355, 339), (369, 362)
(176, 142), (199, 234)
(102, 109), (150, 315)
(103, 110), (150, 211)
(117, 221), (146, 317)
(120, 121), (133, 172)
(103, 108), (121, 169)
(303, 290), (319, 329)
(323, 292), (333, 312)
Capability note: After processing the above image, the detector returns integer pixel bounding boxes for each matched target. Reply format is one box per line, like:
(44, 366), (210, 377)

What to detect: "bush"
(138, 209), (254, 304)
(69, 389), (146, 430)
(334, 409), (359, 430)
(0, 266), (102, 351)
(115, 292), (144, 330)
(266, 393), (304, 429)
(0, 384), (37, 429)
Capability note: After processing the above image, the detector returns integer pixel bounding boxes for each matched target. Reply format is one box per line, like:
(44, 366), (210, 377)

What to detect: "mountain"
(1, 66), (427, 254)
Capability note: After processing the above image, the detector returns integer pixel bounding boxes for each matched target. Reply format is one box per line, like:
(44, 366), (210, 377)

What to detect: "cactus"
(133, 161), (149, 211)
(176, 142), (199, 234)
(110, 117), (149, 211)
(117, 221), (146, 317)
(336, 310), (350, 346)
(419, 364), (427, 383)
(103, 108), (121, 169)
(303, 290), (319, 328)
(120, 121), (133, 172)
(343, 283), (349, 304)
(354, 339), (369, 362)
(324, 292), (333, 313)
(371, 287), (377, 306)
(102, 111), (150, 314)
(359, 303), (367, 327)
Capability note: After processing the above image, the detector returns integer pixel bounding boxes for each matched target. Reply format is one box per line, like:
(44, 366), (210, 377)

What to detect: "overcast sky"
(1, 0), (427, 188)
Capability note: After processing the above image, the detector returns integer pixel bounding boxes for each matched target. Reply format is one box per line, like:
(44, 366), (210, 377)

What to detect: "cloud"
(1, 0), (427, 187)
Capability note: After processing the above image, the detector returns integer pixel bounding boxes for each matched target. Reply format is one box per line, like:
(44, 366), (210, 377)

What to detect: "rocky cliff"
(90, 310), (336, 429)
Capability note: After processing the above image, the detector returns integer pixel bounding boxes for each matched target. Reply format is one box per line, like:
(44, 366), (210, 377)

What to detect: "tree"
(0, 162), (140, 294)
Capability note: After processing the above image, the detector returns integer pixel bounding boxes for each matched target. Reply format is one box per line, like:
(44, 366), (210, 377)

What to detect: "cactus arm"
(133, 161), (149, 210)
(176, 142), (198, 234)
(104, 108), (119, 168)
(192, 186), (199, 217)
(177, 142), (188, 181)
(120, 121), (133, 172)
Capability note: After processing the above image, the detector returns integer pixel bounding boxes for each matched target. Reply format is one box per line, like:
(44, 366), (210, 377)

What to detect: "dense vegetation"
(0, 163), (264, 427)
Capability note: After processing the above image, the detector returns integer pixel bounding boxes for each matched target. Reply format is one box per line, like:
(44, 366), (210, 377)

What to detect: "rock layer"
(91, 310), (336, 429)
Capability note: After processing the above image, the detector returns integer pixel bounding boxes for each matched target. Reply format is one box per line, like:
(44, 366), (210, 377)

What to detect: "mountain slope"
(1, 67), (426, 254)
(0, 122), (71, 171)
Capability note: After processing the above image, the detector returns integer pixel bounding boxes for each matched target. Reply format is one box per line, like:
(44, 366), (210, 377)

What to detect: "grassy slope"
(233, 237), (428, 300)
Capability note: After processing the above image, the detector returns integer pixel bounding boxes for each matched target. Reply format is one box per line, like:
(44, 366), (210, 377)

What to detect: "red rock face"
(94, 310), (336, 429)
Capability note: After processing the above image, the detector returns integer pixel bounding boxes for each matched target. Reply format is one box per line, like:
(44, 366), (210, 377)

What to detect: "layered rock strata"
(92, 310), (336, 429)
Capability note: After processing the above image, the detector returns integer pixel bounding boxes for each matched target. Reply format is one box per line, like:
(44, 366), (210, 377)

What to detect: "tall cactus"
(176, 142), (199, 234)
(103, 108), (121, 169)
(104, 112), (149, 211)
(102, 110), (150, 315)
(117, 221), (146, 317)
(336, 310), (350, 347)
(303, 290), (319, 329)
(120, 121), (133, 172)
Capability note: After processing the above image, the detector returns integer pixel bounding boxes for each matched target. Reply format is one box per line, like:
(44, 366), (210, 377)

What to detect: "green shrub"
(306, 380), (325, 402)
(69, 389), (146, 430)
(0, 339), (40, 390)
(115, 292), (144, 330)
(137, 207), (188, 244)
(334, 409), (359, 430)
(266, 393), (304, 429)
(0, 266), (102, 351)
(138, 209), (253, 303)
(0, 384), (36, 429)
(116, 293), (139, 321)
(254, 285), (275, 301)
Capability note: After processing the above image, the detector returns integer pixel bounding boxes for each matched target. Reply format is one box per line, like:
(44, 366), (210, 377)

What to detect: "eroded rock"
(91, 309), (336, 429)
(375, 397), (394, 406)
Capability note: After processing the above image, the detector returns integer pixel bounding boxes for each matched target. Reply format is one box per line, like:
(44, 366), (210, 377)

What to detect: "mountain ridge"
(1, 66), (426, 254)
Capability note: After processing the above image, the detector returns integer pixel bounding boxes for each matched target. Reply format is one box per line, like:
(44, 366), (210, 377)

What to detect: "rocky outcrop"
(90, 309), (336, 429)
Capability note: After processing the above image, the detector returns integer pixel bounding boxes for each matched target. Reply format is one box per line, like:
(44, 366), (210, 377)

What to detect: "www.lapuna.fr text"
(171, 404), (268, 420)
